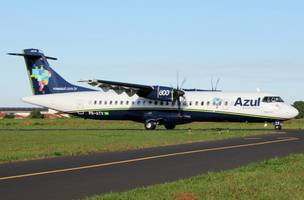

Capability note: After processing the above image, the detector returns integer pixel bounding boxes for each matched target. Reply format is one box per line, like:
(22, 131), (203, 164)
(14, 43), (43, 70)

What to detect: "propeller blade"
(180, 78), (187, 89)
(173, 71), (186, 115)
(172, 89), (185, 101)
(176, 71), (180, 90)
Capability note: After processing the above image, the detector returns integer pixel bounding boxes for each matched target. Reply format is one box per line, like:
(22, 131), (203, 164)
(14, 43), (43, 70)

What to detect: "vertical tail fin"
(8, 49), (94, 95)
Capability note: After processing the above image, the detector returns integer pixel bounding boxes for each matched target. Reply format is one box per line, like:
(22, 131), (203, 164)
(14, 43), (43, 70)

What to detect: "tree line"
(293, 101), (304, 119)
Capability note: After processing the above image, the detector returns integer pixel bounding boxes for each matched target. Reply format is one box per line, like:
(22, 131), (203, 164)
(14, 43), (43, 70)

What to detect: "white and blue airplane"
(9, 49), (298, 130)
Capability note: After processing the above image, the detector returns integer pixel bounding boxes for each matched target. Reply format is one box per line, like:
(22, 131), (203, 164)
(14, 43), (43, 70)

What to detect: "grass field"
(86, 153), (304, 200)
(1, 118), (303, 130)
(0, 118), (303, 163)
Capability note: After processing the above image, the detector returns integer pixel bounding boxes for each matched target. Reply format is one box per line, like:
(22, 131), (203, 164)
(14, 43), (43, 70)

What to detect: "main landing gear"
(164, 124), (176, 130)
(144, 120), (176, 130)
(274, 121), (282, 130)
(144, 120), (157, 130)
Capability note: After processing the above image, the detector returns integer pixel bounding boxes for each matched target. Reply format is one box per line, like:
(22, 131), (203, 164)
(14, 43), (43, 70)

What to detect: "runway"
(0, 130), (304, 200)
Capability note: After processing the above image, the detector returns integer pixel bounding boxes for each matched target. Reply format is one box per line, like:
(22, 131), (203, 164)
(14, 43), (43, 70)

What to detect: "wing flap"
(79, 79), (153, 97)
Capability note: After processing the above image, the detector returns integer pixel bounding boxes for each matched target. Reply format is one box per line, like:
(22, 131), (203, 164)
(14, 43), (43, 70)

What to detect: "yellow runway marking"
(0, 137), (298, 181)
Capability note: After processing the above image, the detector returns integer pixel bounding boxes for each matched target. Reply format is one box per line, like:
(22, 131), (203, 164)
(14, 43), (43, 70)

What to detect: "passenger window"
(149, 101), (152, 104)
(137, 101), (141, 105)
(115, 101), (118, 105)
(189, 101), (192, 106)
(224, 101), (228, 106)
(207, 101), (210, 106)
(120, 101), (123, 105)
(99, 100), (102, 105)
(195, 101), (198, 106)
(154, 101), (158, 105)
(94, 100), (97, 105)
(126, 101), (129, 105)
(201, 101), (204, 106)
(104, 101), (107, 105)
(160, 101), (164, 106)
(109, 101), (113, 105)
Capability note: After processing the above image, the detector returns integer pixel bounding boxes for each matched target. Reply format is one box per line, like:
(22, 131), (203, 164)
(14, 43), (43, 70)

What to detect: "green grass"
(0, 128), (268, 163)
(0, 118), (303, 130)
(0, 118), (302, 163)
(85, 154), (304, 200)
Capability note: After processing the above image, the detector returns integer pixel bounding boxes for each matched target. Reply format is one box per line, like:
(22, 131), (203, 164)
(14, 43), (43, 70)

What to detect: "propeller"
(172, 72), (186, 114)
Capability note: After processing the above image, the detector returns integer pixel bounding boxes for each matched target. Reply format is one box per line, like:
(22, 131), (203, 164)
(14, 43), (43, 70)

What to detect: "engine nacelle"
(146, 86), (174, 101)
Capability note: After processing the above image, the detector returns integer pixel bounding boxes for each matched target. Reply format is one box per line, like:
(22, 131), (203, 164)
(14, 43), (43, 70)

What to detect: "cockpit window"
(262, 96), (284, 103)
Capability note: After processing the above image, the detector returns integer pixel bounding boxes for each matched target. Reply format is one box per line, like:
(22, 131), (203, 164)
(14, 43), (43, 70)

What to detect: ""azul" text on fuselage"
(234, 97), (261, 107)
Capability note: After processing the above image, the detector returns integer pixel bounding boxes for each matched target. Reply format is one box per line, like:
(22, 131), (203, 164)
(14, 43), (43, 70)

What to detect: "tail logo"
(30, 65), (52, 92)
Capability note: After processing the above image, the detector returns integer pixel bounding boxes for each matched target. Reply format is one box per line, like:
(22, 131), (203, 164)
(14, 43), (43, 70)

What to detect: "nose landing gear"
(274, 121), (282, 130)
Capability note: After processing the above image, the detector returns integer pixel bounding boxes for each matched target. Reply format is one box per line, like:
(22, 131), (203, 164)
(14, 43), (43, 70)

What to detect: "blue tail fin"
(8, 49), (95, 95)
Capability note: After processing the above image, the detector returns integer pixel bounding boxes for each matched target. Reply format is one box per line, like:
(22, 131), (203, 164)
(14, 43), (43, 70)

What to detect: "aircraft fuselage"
(22, 91), (298, 125)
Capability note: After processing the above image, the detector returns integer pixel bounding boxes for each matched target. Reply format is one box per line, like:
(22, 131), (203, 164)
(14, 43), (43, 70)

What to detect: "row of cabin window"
(92, 100), (230, 106)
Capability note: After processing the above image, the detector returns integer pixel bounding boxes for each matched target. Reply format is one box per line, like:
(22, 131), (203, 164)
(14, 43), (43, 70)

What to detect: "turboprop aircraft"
(8, 49), (299, 130)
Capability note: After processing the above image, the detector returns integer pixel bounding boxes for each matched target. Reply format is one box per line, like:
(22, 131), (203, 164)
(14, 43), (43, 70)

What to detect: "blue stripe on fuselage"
(70, 109), (282, 124)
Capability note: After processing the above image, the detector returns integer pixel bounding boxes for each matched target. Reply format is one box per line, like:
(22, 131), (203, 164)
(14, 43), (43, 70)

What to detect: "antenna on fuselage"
(211, 77), (220, 91)
(211, 77), (214, 91)
(215, 78), (220, 91)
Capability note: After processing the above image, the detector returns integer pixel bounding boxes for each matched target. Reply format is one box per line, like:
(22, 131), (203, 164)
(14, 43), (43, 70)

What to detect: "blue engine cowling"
(146, 86), (174, 101)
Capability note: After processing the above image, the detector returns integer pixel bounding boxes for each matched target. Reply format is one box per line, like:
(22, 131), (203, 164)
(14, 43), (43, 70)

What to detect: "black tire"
(275, 125), (282, 130)
(164, 124), (176, 130)
(144, 121), (156, 130)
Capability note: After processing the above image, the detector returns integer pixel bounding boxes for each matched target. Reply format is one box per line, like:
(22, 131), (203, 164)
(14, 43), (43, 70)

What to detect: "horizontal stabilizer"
(7, 53), (57, 60)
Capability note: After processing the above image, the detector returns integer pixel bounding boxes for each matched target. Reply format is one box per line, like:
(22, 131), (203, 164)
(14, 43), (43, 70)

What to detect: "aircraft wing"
(79, 79), (153, 97)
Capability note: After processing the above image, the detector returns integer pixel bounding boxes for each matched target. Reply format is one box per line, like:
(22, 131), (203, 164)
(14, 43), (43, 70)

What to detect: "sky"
(0, 0), (303, 106)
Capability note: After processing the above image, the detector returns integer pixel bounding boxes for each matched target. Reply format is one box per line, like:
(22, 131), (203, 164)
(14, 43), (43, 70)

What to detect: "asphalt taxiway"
(0, 130), (303, 200)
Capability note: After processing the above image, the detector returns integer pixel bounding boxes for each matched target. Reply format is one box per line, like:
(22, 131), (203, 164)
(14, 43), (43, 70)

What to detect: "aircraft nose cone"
(289, 106), (299, 118)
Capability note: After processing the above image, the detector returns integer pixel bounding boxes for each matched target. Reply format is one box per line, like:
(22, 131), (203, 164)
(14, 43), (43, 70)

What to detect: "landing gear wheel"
(144, 121), (156, 130)
(275, 125), (282, 130)
(164, 124), (176, 130)
(274, 121), (282, 130)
